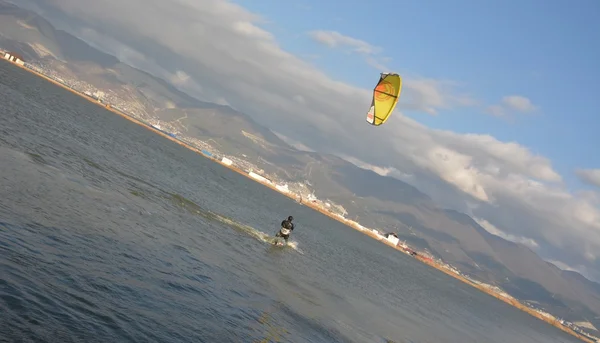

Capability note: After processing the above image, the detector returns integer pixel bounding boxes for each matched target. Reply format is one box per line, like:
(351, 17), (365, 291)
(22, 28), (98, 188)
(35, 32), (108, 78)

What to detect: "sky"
(235, 0), (600, 187)
(16, 0), (600, 279)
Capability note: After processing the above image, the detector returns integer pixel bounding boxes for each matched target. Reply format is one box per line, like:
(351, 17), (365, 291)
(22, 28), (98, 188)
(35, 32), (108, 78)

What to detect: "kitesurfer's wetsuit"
(276, 216), (294, 243)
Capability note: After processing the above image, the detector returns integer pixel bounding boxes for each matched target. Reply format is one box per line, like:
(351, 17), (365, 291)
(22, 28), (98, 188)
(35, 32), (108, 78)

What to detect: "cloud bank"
(577, 169), (600, 188)
(487, 95), (538, 117)
(26, 0), (600, 279)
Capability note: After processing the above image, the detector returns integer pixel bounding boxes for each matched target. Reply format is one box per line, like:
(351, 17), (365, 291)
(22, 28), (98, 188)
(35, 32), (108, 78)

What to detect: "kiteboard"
(272, 227), (291, 247)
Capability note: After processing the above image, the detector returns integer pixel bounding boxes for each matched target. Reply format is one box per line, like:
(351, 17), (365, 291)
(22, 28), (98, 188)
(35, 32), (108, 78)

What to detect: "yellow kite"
(365, 73), (402, 126)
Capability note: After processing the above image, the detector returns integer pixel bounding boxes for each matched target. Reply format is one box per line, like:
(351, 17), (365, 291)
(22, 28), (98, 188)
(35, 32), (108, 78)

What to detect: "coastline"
(2, 58), (594, 343)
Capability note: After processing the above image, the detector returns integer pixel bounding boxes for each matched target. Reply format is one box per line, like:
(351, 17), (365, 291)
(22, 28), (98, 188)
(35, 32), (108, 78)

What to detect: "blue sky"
(233, 0), (600, 191)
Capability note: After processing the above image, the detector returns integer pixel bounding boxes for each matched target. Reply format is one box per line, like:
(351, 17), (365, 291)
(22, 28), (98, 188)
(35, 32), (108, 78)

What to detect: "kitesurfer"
(275, 216), (294, 244)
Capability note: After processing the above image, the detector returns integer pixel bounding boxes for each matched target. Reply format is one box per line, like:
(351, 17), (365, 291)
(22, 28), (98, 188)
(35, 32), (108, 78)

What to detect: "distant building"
(221, 157), (233, 166)
(4, 52), (24, 61)
(4, 52), (25, 65)
(248, 171), (272, 184)
(383, 232), (400, 246)
(275, 183), (290, 193)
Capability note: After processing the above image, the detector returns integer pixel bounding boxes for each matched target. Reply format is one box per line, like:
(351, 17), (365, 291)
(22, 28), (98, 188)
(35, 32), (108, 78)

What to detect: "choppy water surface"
(0, 62), (581, 343)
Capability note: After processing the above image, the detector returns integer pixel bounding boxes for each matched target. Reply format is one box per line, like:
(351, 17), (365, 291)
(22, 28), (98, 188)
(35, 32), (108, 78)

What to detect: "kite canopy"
(366, 73), (402, 126)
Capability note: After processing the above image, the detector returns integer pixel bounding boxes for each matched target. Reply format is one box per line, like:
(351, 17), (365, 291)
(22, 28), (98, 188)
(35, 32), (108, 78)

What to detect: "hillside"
(2, 0), (600, 328)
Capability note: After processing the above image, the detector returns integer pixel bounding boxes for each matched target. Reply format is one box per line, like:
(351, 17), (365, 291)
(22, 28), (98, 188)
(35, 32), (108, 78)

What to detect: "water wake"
(209, 211), (303, 254)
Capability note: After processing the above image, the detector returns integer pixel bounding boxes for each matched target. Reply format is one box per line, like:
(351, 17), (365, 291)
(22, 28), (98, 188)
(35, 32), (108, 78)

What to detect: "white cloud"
(308, 29), (393, 72)
(308, 30), (380, 55)
(577, 169), (600, 188)
(273, 132), (314, 152)
(486, 95), (538, 117)
(474, 217), (539, 250)
(547, 259), (598, 282)
(486, 104), (506, 117)
(30, 0), (600, 274)
(170, 70), (190, 85)
(338, 154), (408, 179)
(400, 78), (477, 115)
(503, 95), (537, 112)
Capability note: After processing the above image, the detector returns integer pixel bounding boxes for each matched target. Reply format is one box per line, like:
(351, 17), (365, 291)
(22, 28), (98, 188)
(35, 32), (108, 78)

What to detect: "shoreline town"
(1, 51), (597, 343)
